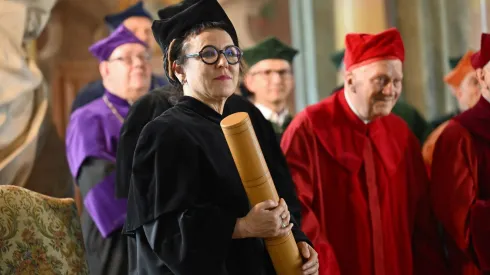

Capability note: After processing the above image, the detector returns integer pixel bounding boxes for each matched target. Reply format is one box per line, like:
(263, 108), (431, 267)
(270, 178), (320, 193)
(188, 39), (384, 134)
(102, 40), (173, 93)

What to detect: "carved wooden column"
(445, 0), (471, 56)
(394, 0), (429, 117)
(333, 0), (387, 50)
(219, 0), (269, 48)
(51, 60), (100, 138)
(288, 0), (336, 111)
(332, 0), (388, 92)
(468, 0), (490, 49)
(442, 0), (471, 112)
(313, 0), (336, 100)
(395, 0), (460, 119)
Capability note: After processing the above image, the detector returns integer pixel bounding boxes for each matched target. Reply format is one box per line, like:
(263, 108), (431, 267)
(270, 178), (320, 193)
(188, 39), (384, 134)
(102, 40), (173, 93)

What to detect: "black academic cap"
(330, 49), (345, 70)
(104, 2), (153, 31)
(448, 56), (463, 70)
(243, 37), (298, 68)
(152, 0), (239, 53)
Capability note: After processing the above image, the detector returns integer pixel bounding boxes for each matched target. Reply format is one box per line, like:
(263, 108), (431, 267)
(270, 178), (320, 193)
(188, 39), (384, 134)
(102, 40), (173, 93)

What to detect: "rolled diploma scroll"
(221, 112), (303, 275)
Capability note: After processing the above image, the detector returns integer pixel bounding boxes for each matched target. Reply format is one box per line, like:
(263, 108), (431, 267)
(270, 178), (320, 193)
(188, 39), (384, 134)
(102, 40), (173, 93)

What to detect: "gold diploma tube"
(221, 112), (303, 275)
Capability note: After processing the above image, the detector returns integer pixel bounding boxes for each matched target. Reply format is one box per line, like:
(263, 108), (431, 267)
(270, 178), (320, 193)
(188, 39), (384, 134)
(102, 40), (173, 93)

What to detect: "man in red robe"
(422, 50), (480, 176)
(431, 33), (490, 275)
(281, 28), (446, 275)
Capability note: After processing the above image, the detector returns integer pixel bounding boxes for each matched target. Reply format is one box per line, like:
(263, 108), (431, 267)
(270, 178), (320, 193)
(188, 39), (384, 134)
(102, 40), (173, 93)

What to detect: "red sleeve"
(408, 133), (448, 274)
(281, 114), (340, 275)
(470, 200), (490, 270)
(430, 122), (486, 267)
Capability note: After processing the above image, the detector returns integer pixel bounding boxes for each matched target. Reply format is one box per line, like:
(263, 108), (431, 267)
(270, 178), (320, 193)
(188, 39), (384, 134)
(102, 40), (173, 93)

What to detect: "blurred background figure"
(19, 0), (487, 159)
(329, 48), (431, 143)
(281, 27), (447, 275)
(71, 1), (167, 113)
(430, 51), (481, 129)
(242, 37), (298, 142)
(65, 25), (151, 274)
(422, 50), (481, 174)
(430, 33), (490, 275)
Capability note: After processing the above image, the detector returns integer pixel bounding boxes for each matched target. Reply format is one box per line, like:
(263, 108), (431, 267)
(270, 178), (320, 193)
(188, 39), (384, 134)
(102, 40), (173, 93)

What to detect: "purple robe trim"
(66, 91), (130, 178)
(66, 91), (131, 238)
(84, 172), (128, 238)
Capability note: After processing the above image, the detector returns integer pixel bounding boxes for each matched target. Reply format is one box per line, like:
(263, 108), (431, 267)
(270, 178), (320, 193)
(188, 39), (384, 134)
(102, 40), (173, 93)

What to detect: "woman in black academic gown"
(123, 1), (320, 274)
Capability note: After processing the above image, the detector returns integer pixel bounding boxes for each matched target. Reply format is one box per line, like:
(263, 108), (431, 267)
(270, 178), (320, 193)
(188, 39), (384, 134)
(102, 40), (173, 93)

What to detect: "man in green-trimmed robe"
(330, 49), (432, 143)
(242, 37), (298, 142)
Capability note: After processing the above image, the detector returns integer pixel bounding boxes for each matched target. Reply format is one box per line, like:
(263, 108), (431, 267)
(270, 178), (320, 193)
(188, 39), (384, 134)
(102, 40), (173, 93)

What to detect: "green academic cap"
(330, 49), (345, 70)
(448, 56), (463, 70)
(243, 37), (298, 68)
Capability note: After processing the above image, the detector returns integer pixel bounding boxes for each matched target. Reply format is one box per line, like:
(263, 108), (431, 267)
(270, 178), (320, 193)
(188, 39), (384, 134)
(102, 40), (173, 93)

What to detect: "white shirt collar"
(255, 103), (290, 125)
(344, 91), (370, 124)
(484, 94), (490, 104)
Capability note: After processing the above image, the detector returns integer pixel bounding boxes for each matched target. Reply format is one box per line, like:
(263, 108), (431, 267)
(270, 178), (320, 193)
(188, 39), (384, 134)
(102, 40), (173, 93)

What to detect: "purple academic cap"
(89, 24), (148, 62)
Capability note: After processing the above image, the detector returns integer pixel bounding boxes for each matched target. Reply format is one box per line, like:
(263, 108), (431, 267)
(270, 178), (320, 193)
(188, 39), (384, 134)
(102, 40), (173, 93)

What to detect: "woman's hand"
(298, 242), (320, 275)
(233, 198), (293, 239)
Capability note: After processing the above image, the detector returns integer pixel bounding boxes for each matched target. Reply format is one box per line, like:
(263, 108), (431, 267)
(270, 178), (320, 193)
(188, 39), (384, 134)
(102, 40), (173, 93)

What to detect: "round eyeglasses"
(108, 53), (152, 65)
(181, 45), (242, 65)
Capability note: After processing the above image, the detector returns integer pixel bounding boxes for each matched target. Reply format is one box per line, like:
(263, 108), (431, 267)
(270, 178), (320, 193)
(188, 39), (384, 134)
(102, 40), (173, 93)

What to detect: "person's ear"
(454, 87), (462, 99)
(173, 61), (186, 84)
(345, 70), (355, 92)
(99, 61), (110, 78)
(476, 68), (487, 90)
(243, 73), (256, 95)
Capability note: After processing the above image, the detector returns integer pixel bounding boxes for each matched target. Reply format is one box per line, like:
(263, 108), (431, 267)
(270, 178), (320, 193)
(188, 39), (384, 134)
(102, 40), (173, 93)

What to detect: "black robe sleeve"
(115, 90), (173, 198)
(77, 158), (128, 275)
(239, 98), (311, 245)
(127, 120), (237, 275)
(78, 158), (115, 197)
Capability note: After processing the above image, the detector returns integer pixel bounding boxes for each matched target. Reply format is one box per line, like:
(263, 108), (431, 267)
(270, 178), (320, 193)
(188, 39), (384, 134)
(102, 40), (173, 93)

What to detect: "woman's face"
(176, 29), (240, 100)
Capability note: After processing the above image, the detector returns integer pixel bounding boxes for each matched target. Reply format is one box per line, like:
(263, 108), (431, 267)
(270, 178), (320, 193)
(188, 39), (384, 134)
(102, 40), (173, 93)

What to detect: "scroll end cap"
(220, 112), (250, 129)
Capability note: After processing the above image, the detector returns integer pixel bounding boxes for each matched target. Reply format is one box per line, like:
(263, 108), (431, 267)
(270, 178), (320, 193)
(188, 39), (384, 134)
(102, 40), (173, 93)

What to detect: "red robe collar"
(455, 96), (490, 141)
(304, 89), (408, 175)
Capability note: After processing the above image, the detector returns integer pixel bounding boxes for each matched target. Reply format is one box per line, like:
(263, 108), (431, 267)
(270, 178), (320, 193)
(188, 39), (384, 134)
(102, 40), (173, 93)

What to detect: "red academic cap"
(344, 27), (405, 71)
(471, 33), (490, 69)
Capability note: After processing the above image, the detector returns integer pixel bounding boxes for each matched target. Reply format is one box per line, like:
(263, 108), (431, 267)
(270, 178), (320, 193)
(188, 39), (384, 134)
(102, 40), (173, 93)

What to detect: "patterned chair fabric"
(0, 185), (89, 274)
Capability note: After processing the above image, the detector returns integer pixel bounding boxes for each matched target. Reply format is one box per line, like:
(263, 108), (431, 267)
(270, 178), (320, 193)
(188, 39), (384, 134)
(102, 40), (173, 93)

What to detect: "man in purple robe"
(65, 24), (151, 275)
(70, 1), (167, 113)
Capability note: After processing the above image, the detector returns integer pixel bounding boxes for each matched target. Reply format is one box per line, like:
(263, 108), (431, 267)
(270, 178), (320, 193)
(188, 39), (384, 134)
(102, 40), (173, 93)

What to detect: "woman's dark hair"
(162, 21), (246, 95)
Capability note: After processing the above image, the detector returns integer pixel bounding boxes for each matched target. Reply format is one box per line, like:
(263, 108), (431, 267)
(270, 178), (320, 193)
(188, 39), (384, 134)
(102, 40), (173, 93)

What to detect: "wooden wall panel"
(51, 60), (100, 138)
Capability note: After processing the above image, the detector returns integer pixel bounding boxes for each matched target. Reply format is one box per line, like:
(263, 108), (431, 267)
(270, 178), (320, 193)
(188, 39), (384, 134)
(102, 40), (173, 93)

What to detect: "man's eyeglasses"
(180, 45), (242, 65)
(250, 69), (293, 78)
(108, 53), (152, 65)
